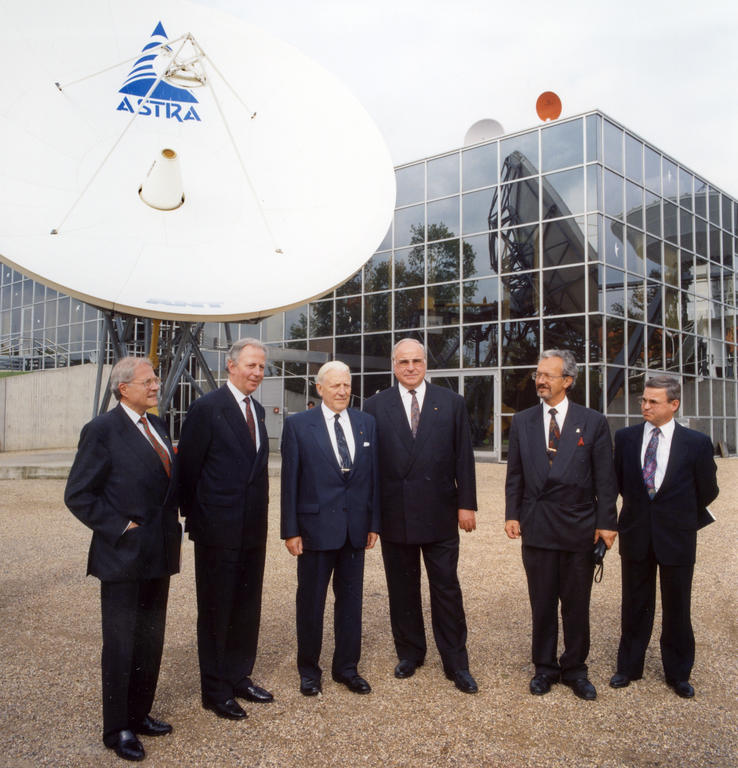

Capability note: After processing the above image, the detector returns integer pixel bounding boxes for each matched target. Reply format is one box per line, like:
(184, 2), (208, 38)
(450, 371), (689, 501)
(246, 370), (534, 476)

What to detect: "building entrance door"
(426, 370), (499, 460)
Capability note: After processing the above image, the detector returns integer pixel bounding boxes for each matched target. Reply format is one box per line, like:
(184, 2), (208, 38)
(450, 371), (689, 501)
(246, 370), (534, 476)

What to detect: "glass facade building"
(1, 111), (736, 458)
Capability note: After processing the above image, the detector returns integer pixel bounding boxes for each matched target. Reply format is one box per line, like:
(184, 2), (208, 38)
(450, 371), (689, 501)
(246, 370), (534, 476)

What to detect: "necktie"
(642, 426), (661, 499)
(139, 416), (171, 477)
(547, 408), (560, 464)
(409, 389), (420, 438)
(334, 413), (352, 473)
(244, 396), (257, 446)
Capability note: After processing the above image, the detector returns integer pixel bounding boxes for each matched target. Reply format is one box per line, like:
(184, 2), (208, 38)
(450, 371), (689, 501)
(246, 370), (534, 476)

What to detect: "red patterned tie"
(548, 408), (560, 465)
(409, 389), (420, 438)
(139, 416), (171, 477)
(244, 396), (257, 446)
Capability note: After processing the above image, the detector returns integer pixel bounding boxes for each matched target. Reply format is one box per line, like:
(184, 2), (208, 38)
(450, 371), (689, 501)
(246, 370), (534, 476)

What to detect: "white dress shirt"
(227, 379), (261, 451)
(541, 396), (569, 447)
(640, 418), (675, 493)
(321, 402), (355, 466)
(398, 380), (427, 430)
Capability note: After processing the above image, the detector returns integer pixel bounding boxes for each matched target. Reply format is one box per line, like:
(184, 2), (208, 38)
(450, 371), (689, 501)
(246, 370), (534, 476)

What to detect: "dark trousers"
(100, 577), (169, 744)
(616, 552), (695, 682)
(194, 543), (266, 701)
(296, 541), (365, 680)
(521, 545), (593, 681)
(381, 536), (469, 674)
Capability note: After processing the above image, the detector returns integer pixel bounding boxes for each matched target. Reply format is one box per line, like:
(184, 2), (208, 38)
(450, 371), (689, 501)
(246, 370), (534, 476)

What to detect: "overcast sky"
(201, 0), (737, 198)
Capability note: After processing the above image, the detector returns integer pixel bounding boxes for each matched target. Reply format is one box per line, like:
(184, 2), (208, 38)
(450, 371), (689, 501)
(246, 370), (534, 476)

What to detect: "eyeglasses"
(530, 372), (567, 382)
(395, 358), (425, 368)
(129, 377), (161, 389)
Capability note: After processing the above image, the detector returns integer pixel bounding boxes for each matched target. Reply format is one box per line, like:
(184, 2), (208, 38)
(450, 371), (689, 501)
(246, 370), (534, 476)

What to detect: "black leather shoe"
(135, 715), (173, 736)
(299, 677), (322, 696)
(235, 679), (274, 703)
(107, 730), (145, 762)
(446, 669), (478, 694)
(667, 679), (695, 698)
(530, 673), (558, 695)
(202, 697), (247, 719)
(332, 673), (371, 694)
(609, 673), (631, 689)
(394, 659), (422, 679)
(562, 677), (597, 700)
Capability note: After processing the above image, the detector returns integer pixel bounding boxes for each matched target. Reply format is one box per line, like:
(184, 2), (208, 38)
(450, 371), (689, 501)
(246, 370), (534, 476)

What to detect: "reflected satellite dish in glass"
(0, 0), (396, 321)
(464, 119), (505, 146)
(536, 91), (562, 122)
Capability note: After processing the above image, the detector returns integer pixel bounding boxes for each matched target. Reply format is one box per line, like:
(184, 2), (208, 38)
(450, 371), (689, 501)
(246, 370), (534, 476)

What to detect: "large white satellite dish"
(0, 0), (396, 321)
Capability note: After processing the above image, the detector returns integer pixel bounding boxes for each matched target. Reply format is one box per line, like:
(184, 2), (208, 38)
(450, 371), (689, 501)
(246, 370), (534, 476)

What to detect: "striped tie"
(139, 416), (171, 477)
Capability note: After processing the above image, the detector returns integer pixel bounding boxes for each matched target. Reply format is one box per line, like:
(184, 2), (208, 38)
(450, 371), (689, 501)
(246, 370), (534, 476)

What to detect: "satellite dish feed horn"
(140, 149), (184, 210)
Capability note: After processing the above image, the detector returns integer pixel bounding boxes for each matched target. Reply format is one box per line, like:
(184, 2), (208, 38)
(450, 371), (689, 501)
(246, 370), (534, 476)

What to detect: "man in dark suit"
(363, 338), (478, 694)
(65, 356), (181, 762)
(281, 360), (380, 696)
(505, 349), (618, 700)
(610, 375), (718, 698)
(177, 338), (272, 721)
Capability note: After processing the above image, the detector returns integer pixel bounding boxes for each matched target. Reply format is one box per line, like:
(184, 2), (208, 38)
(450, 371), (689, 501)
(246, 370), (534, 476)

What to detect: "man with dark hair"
(505, 349), (618, 700)
(610, 375), (718, 698)
(65, 356), (181, 761)
(364, 338), (478, 694)
(178, 338), (273, 720)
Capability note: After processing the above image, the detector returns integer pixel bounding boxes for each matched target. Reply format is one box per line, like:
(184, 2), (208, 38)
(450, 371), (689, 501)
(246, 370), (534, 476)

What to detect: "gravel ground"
(1, 460), (736, 768)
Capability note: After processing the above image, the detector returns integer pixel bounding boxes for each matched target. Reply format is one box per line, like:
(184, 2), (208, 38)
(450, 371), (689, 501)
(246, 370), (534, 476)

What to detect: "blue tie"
(334, 414), (352, 473)
(642, 427), (661, 499)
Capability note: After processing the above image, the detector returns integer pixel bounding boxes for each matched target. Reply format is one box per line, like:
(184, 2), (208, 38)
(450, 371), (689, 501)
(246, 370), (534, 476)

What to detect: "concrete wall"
(0, 364), (111, 451)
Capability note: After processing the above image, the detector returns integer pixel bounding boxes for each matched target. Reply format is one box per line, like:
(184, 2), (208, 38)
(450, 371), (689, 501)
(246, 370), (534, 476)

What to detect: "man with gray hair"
(65, 356), (180, 761)
(505, 349), (618, 700)
(178, 338), (273, 720)
(281, 360), (380, 696)
(610, 375), (717, 698)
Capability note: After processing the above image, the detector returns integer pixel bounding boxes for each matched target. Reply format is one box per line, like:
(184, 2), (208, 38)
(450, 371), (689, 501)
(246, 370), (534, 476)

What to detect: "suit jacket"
(64, 404), (181, 582)
(505, 400), (618, 552)
(614, 421), (718, 566)
(363, 383), (477, 544)
(280, 407), (380, 550)
(177, 384), (269, 550)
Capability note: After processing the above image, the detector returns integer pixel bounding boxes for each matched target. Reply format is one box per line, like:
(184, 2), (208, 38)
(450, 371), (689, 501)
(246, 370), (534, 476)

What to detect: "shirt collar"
(120, 401), (146, 424)
(227, 379), (250, 404)
(542, 396), (569, 420)
(321, 402), (348, 422)
(399, 380), (426, 397)
(645, 418), (675, 439)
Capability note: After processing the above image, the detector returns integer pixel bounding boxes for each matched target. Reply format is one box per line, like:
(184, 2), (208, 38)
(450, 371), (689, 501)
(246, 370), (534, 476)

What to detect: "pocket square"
(363, 441), (371, 447)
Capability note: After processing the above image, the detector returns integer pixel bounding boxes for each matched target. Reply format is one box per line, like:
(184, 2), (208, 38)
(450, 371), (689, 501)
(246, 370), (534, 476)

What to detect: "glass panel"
(364, 292), (390, 332)
(285, 305), (307, 339)
(500, 177), (539, 226)
(394, 245), (425, 287)
(394, 204), (424, 248)
(364, 333), (391, 372)
(604, 169), (623, 219)
(625, 135), (643, 183)
(708, 186), (720, 226)
(427, 327), (460, 368)
(335, 296), (361, 335)
(541, 118), (583, 172)
(463, 276), (498, 323)
(542, 167), (584, 218)
(646, 235), (661, 280)
(463, 142), (498, 191)
(501, 272), (538, 319)
(462, 187), (498, 235)
(543, 316), (587, 361)
(644, 147), (661, 193)
(605, 267), (625, 316)
(464, 375), (495, 451)
(664, 199), (678, 244)
(605, 219), (625, 269)
(364, 251), (391, 292)
(626, 227), (644, 275)
(645, 191), (661, 237)
(709, 224), (721, 262)
(694, 179), (707, 219)
(695, 217), (707, 257)
(427, 239), (460, 283)
(585, 113), (601, 163)
(500, 370), (539, 458)
(606, 365), (626, 410)
(663, 158), (678, 202)
(309, 300), (333, 337)
(462, 323), (498, 366)
(427, 196), (459, 239)
(427, 153), (459, 199)
(680, 209), (693, 252)
(542, 216), (587, 267)
(626, 181), (643, 229)
(603, 120), (623, 172)
(376, 225), (392, 252)
(335, 335), (361, 368)
(463, 233), (496, 278)
(627, 322), (645, 368)
(587, 164), (601, 212)
(645, 280), (661, 326)
(679, 168), (693, 210)
(500, 320), (539, 366)
(336, 270), (361, 297)
(500, 131), (539, 177)
(427, 283), (460, 327)
(496, 225), (539, 272)
(395, 163), (424, 207)
(664, 244), (679, 287)
(394, 287), (424, 329)
(589, 314), (603, 362)
(364, 373), (393, 400)
(542, 265), (586, 315)
(626, 273), (644, 320)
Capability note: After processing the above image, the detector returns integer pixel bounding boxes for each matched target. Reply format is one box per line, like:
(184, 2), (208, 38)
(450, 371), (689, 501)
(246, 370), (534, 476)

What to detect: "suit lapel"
(346, 410), (366, 479)
(550, 403), (583, 476)
(310, 408), (346, 481)
(523, 406), (550, 489)
(385, 387), (414, 456)
(218, 386), (256, 457)
(114, 405), (167, 480)
(655, 421), (682, 497)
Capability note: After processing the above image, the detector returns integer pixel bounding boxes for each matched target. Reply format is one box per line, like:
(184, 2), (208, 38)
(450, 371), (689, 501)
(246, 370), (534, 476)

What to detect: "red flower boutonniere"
(577, 437), (585, 447)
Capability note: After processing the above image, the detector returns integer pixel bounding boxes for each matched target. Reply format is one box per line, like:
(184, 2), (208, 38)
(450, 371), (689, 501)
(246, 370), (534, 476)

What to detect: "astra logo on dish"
(116, 22), (202, 123)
